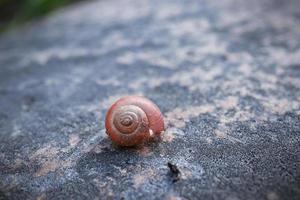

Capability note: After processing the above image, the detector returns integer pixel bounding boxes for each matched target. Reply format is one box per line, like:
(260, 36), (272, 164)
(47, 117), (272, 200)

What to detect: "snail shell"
(105, 96), (164, 146)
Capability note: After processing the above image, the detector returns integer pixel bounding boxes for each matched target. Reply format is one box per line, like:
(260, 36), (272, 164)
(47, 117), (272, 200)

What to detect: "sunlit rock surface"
(0, 0), (299, 199)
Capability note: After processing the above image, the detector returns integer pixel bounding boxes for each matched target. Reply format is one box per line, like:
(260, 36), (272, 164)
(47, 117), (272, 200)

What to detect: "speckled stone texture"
(0, 0), (299, 199)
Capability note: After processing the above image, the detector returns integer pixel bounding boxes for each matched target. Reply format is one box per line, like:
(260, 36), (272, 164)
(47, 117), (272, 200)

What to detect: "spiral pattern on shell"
(105, 96), (164, 146)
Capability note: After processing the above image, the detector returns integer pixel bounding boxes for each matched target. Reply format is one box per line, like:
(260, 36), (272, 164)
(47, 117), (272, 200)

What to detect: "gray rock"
(0, 0), (299, 199)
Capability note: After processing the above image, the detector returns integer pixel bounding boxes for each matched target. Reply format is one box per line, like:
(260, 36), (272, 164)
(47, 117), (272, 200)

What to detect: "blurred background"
(0, 0), (83, 32)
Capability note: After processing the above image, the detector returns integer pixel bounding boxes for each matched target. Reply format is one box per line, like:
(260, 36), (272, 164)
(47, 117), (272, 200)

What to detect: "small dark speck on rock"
(22, 95), (36, 111)
(167, 162), (181, 183)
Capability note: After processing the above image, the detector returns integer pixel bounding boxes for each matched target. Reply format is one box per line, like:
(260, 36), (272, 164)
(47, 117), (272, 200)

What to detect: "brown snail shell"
(105, 96), (164, 146)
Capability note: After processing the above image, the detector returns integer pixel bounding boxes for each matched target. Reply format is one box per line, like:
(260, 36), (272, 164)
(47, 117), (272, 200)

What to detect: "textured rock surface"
(0, 0), (300, 199)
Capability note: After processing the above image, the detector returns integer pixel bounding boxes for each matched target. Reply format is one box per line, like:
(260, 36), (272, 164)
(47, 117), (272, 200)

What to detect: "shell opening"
(149, 129), (154, 137)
